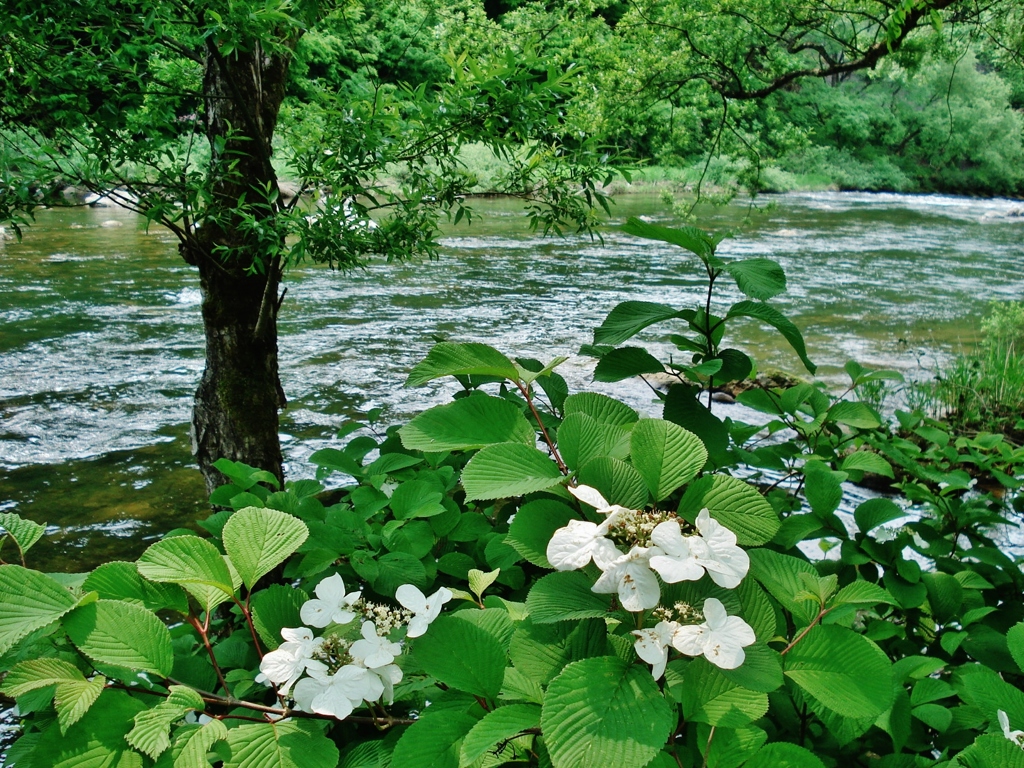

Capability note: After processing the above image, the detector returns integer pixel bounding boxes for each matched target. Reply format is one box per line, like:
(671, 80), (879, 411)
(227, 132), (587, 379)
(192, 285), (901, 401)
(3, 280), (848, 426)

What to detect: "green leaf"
(921, 572), (963, 623)
(2, 657), (85, 698)
(542, 656), (675, 768)
(803, 463), (843, 517)
(829, 401), (881, 429)
(747, 549), (820, 625)
(0, 564), (78, 654)
(399, 395), (535, 452)
(388, 481), (446, 520)
(719, 644), (784, 693)
(460, 703), (541, 765)
(784, 625), (893, 719)
(562, 392), (639, 427)
(461, 443), (564, 502)
(390, 705), (479, 768)
(410, 615), (506, 699)
(726, 301), (816, 374)
(577, 456), (650, 509)
(1008, 622), (1024, 673)
(406, 342), (518, 387)
(593, 300), (685, 345)
(831, 581), (897, 608)
(63, 599), (174, 677)
(724, 258), (787, 300)
(251, 585), (307, 650)
(30, 689), (146, 768)
(137, 536), (237, 612)
(593, 347), (665, 382)
(54, 676), (106, 735)
(469, 568), (501, 601)
(525, 571), (612, 624)
(509, 620), (577, 685)
(853, 498), (905, 534)
(506, 499), (577, 568)
(680, 658), (770, 727)
(743, 743), (826, 768)
(374, 551), (428, 595)
(630, 419), (707, 501)
(703, 725), (767, 768)
(621, 217), (717, 260)
(222, 507), (308, 591)
(958, 734), (1024, 768)
(663, 385), (730, 460)
(557, 412), (631, 471)
(82, 561), (189, 614)
(840, 452), (894, 478)
(223, 719), (339, 768)
(172, 719), (229, 768)
(682, 475), (781, 546)
(0, 511), (45, 557)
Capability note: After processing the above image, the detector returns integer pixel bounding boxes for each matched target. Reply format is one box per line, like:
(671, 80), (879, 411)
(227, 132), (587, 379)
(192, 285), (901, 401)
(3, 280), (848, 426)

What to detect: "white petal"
(650, 521), (687, 556)
(704, 640), (746, 669)
(406, 615), (430, 638)
(546, 520), (602, 570)
(568, 484), (611, 510)
(312, 685), (356, 719)
(314, 573), (348, 604)
(617, 559), (661, 612)
(300, 599), (332, 628)
(671, 625), (707, 657)
(293, 677), (327, 712)
(280, 626), (315, 644)
(396, 584), (427, 614)
(702, 598), (730, 628)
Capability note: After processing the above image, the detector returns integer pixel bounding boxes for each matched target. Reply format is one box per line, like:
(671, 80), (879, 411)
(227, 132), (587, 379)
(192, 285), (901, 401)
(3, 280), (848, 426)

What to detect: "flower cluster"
(256, 573), (452, 720)
(547, 485), (756, 677)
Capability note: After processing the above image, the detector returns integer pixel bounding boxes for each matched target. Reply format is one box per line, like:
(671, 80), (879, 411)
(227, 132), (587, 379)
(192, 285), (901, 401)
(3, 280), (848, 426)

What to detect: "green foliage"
(3, 221), (1024, 768)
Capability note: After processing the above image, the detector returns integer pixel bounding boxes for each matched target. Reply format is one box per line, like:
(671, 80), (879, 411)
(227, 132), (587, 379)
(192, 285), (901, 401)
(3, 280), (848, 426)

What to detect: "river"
(1, 191), (1022, 571)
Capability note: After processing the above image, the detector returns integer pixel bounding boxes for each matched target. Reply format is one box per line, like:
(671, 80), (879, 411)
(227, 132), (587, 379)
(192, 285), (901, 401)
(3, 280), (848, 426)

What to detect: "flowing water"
(1, 192), (1022, 571)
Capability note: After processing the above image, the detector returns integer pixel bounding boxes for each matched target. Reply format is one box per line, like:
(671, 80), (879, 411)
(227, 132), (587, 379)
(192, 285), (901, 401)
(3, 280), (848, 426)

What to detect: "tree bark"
(186, 38), (294, 493)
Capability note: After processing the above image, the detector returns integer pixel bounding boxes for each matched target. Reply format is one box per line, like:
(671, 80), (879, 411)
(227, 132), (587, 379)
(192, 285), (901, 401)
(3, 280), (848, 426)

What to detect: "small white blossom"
(546, 519), (620, 571)
(293, 664), (385, 720)
(999, 710), (1024, 749)
(370, 663), (404, 705)
(671, 597), (755, 669)
(692, 510), (750, 589)
(396, 584), (453, 637)
(591, 545), (662, 612)
(301, 573), (361, 628)
(633, 620), (681, 680)
(648, 521), (705, 583)
(255, 627), (325, 694)
(350, 621), (403, 669)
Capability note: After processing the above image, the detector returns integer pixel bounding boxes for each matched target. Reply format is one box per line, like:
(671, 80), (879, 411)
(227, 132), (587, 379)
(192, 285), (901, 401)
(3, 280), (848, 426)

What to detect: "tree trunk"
(187, 39), (294, 493)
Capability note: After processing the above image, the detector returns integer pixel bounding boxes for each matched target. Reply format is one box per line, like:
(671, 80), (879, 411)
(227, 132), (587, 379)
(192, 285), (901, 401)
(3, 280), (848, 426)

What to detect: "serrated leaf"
(724, 258), (787, 300)
(525, 571), (612, 624)
(803, 464), (843, 517)
(829, 401), (881, 429)
(719, 644), (784, 693)
(469, 569), (500, 601)
(223, 719), (339, 768)
(400, 395), (535, 452)
(0, 565), (78, 654)
(173, 719), (229, 768)
(663, 385), (730, 460)
(0, 511), (45, 557)
(593, 347), (665, 382)
(832, 581), (897, 608)
(921, 572), (963, 623)
(681, 658), (770, 727)
(557, 412), (631, 471)
(461, 443), (564, 501)
(55, 676), (105, 734)
(682, 475), (780, 546)
(621, 217), (717, 259)
(137, 536), (236, 612)
(63, 599), (174, 677)
(391, 706), (479, 768)
(726, 301), (815, 374)
(853, 498), (905, 534)
(460, 703), (541, 765)
(410, 615), (506, 699)
(2, 658), (86, 698)
(577, 456), (650, 509)
(593, 300), (684, 346)
(542, 656), (674, 768)
(562, 392), (639, 427)
(744, 742), (826, 767)
(784, 625), (892, 719)
(630, 419), (707, 501)
(374, 551), (428, 595)
(704, 725), (767, 768)
(30, 689), (146, 768)
(127, 703), (183, 759)
(506, 500), (577, 568)
(1008, 622), (1024, 673)
(840, 452), (894, 478)
(222, 507), (308, 591)
(747, 549), (821, 625)
(406, 343), (518, 387)
(251, 585), (310, 650)
(82, 561), (189, 614)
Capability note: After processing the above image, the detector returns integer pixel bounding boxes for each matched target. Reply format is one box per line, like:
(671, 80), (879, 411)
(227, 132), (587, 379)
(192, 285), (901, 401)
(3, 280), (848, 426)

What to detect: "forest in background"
(279, 0), (1024, 198)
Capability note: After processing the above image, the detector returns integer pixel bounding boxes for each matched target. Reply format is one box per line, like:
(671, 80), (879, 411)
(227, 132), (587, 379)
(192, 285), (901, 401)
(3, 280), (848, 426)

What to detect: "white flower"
(591, 545), (662, 612)
(370, 663), (404, 705)
(671, 598), (755, 669)
(633, 620), (681, 680)
(350, 621), (403, 669)
(546, 519), (620, 571)
(999, 710), (1024, 749)
(396, 584), (453, 638)
(300, 573), (361, 628)
(568, 484), (635, 518)
(648, 521), (705, 583)
(255, 627), (325, 694)
(293, 664), (385, 720)
(692, 510), (749, 589)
